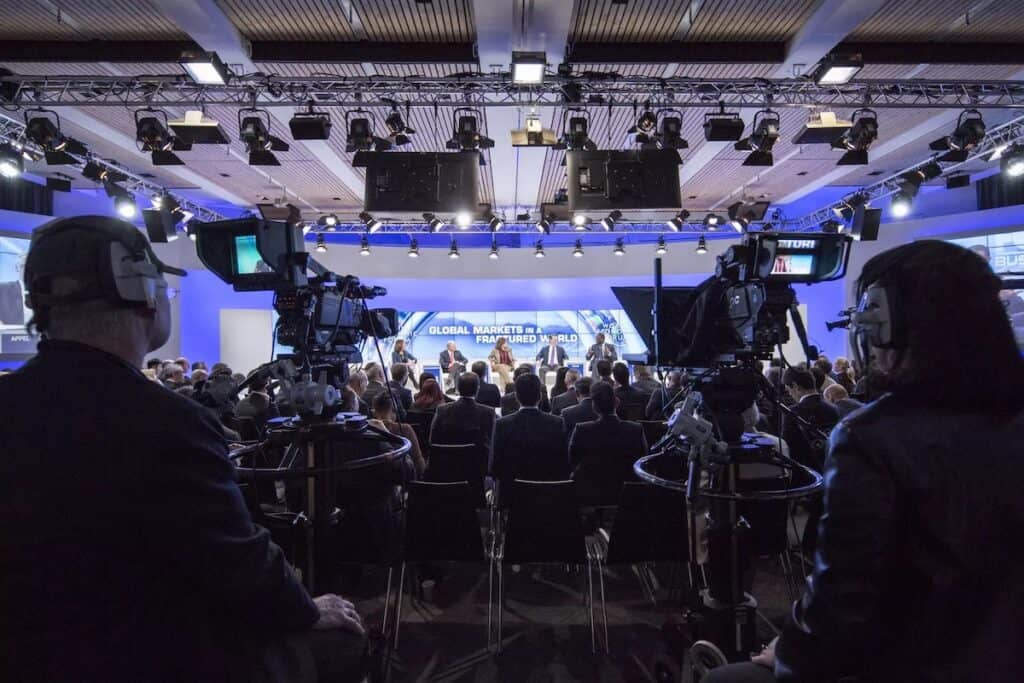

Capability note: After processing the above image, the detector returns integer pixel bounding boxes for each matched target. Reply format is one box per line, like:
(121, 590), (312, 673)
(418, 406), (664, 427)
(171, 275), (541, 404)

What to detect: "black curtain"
(0, 177), (53, 215)
(976, 172), (1024, 211)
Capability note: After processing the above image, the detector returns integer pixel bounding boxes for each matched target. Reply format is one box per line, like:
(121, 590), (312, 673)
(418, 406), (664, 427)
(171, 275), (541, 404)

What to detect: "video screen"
(0, 234), (38, 360)
(771, 253), (814, 276)
(233, 234), (268, 275)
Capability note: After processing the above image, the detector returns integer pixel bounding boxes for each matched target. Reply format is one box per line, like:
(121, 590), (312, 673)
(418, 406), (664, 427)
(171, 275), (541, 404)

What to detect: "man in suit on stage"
(491, 373), (569, 498)
(438, 340), (468, 391)
(585, 332), (617, 379)
(535, 335), (568, 386)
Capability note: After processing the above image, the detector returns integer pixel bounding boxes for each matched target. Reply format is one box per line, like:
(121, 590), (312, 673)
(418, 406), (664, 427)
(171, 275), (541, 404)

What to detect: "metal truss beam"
(3, 73), (1024, 109)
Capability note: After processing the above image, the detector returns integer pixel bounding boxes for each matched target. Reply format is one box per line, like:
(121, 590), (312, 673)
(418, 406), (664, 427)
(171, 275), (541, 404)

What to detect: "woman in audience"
(411, 377), (445, 412)
(706, 240), (1024, 682)
(550, 365), (570, 399)
(369, 391), (425, 477)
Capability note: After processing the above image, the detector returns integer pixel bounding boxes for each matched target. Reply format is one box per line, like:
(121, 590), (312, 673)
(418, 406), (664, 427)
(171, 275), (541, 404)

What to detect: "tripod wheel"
(689, 640), (728, 681)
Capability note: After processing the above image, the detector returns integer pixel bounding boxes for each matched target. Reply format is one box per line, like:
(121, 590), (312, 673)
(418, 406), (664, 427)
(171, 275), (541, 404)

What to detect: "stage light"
(534, 241), (545, 258)
(446, 109), (494, 151)
(666, 210), (689, 232)
(24, 109), (87, 164)
(696, 234), (708, 254)
(289, 103), (333, 141)
(301, 223), (313, 235)
(135, 109), (190, 166)
(0, 144), (24, 178)
(600, 210), (622, 231)
(657, 111), (689, 150)
(536, 215), (552, 234)
(656, 236), (667, 255)
(727, 200), (769, 232)
(890, 191), (913, 218)
(810, 52), (863, 85)
(179, 50), (230, 85)
(238, 109), (288, 166)
(407, 238), (419, 258)
(568, 239), (584, 259)
(454, 211), (473, 229)
(821, 219), (841, 233)
(426, 213), (446, 233)
(930, 109), (986, 162)
(703, 213), (720, 230)
(114, 192), (137, 219)
(833, 108), (878, 166)
(486, 213), (504, 232)
(556, 112), (597, 151)
(315, 234), (328, 253)
(572, 213), (590, 230)
(613, 238), (625, 256)
(512, 52), (546, 85)
(988, 144), (1010, 162)
(629, 109), (658, 145)
(318, 214), (339, 229)
(384, 107), (414, 147)
(1001, 144), (1024, 177)
(448, 239), (460, 259)
(346, 110), (389, 152)
(489, 241), (500, 260)
(703, 103), (745, 141)
(735, 109), (780, 166)
(359, 211), (383, 233)
(186, 222), (198, 242)
(359, 235), (371, 256)
(169, 110), (229, 145)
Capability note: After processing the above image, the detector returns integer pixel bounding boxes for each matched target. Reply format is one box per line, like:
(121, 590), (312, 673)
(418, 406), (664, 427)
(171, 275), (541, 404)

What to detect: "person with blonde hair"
(487, 336), (516, 390)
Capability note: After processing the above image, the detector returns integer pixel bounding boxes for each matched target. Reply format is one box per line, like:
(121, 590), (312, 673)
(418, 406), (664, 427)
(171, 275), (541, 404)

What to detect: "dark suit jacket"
(234, 391), (280, 427)
(387, 380), (413, 411)
(645, 385), (685, 420)
(562, 396), (597, 440)
(569, 415), (648, 504)
(585, 342), (617, 368)
(363, 379), (386, 406)
(476, 381), (501, 408)
(500, 392), (520, 416)
(439, 349), (468, 372)
(1, 340), (317, 681)
(614, 384), (649, 419)
(491, 407), (569, 495)
(535, 345), (568, 366)
(783, 393), (840, 471)
(551, 386), (578, 416)
(430, 397), (496, 459)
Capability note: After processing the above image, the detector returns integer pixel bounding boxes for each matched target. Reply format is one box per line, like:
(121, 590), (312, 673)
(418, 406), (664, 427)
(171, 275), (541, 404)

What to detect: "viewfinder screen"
(233, 235), (265, 275)
(771, 253), (814, 276)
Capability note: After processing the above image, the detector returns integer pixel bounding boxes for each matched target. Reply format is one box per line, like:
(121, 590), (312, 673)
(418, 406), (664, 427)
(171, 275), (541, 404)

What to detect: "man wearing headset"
(706, 241), (1024, 682)
(0, 217), (366, 682)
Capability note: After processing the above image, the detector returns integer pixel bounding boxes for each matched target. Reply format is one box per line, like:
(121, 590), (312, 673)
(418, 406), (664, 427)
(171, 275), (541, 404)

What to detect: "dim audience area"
(2, 1), (1024, 682)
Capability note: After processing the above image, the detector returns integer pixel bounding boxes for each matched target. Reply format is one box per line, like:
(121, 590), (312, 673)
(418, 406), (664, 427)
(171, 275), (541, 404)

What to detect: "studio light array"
(346, 109), (391, 153)
(359, 235), (371, 256)
(448, 239), (460, 259)
(832, 108), (878, 165)
(408, 238), (419, 258)
(630, 108), (689, 151)
(600, 210), (622, 231)
(534, 240), (546, 258)
(135, 108), (191, 166)
(489, 240), (500, 259)
(24, 108), (88, 165)
(446, 108), (494, 154)
(359, 211), (383, 233)
(613, 238), (625, 256)
(735, 109), (780, 166)
(315, 234), (328, 253)
(666, 210), (689, 232)
(238, 108), (289, 166)
(318, 214), (339, 230)
(696, 234), (708, 254)
(554, 109), (597, 151)
(0, 143), (24, 178)
(572, 239), (585, 258)
(890, 161), (942, 218)
(930, 109), (986, 162)
(656, 236), (668, 255)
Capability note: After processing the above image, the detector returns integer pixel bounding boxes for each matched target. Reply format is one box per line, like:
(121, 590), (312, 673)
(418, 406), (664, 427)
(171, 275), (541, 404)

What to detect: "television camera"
(193, 218), (397, 418)
(632, 231), (853, 672)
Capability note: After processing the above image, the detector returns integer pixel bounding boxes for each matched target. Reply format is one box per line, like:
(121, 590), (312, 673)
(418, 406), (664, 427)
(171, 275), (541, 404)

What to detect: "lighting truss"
(0, 110), (226, 222)
(795, 111), (1024, 231)
(4, 72), (1024, 109)
(288, 220), (737, 234)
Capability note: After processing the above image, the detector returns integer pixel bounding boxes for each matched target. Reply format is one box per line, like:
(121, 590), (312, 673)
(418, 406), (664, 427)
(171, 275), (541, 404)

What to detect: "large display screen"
(0, 234), (37, 360)
(944, 229), (1024, 352)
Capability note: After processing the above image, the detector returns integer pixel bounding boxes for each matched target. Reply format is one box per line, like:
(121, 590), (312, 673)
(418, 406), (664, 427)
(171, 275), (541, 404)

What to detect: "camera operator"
(0, 216), (367, 683)
(705, 240), (1024, 682)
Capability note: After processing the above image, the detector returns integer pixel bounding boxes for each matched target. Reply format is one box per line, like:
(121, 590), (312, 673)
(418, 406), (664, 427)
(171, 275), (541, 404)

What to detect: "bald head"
(823, 383), (849, 405)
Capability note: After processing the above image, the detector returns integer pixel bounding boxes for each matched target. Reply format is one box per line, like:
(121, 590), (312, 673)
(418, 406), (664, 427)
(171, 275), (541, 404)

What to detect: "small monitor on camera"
(194, 218), (307, 291)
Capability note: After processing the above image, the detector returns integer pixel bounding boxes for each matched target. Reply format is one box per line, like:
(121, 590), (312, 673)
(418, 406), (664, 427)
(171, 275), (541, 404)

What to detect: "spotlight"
(113, 192), (137, 220)
(407, 238), (420, 258)
(346, 110), (389, 152)
(315, 234), (328, 253)
(425, 213), (446, 232)
(657, 111), (689, 150)
(727, 200), (770, 231)
(572, 214), (590, 230)
(486, 213), (504, 232)
(359, 211), (383, 233)
(1001, 144), (1024, 177)
(83, 161), (127, 185)
(448, 239), (460, 259)
(735, 109), (780, 166)
(820, 219), (841, 233)
(179, 50), (230, 85)
(289, 102), (333, 140)
(186, 222), (198, 242)
(930, 109), (986, 162)
(666, 210), (689, 232)
(600, 210), (622, 231)
(535, 241), (546, 258)
(988, 144), (1010, 162)
(135, 109), (190, 166)
(556, 111), (597, 151)
(890, 191), (913, 218)
(302, 223), (313, 235)
(833, 108), (878, 166)
(810, 52), (863, 85)
(489, 240), (500, 259)
(656, 236), (667, 255)
(703, 213), (721, 230)
(536, 215), (552, 234)
(359, 235), (371, 256)
(613, 238), (625, 256)
(384, 107), (415, 147)
(238, 109), (288, 166)
(703, 103), (745, 141)
(573, 239), (585, 258)
(454, 211), (473, 229)
(318, 214), (339, 229)
(629, 109), (658, 145)
(0, 144), (24, 178)
(897, 161), (941, 201)
(446, 108), (494, 151)
(696, 234), (708, 254)
(24, 109), (87, 164)
(512, 51), (546, 85)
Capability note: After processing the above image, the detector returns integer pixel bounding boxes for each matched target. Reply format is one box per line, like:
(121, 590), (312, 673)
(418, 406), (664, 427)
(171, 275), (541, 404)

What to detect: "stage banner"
(0, 234), (37, 360)
(390, 309), (650, 366)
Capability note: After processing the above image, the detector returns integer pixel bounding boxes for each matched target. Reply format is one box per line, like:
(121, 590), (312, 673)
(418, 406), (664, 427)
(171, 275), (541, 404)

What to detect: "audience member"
(646, 370), (685, 420)
(561, 376), (597, 439)
(388, 363), (413, 412)
(346, 369), (371, 416)
(491, 373), (569, 498)
(160, 362), (187, 390)
(191, 360), (207, 373)
(569, 382), (648, 504)
(411, 377), (445, 412)
(2, 215), (366, 682)
(370, 391), (425, 477)
(513, 363), (551, 412)
(595, 358), (613, 385)
(190, 368), (208, 387)
(550, 365), (570, 399)
(471, 360), (501, 408)
(813, 358), (837, 390)
(630, 365), (661, 395)
(487, 336), (516, 390)
(430, 372), (496, 466)
(362, 363), (387, 406)
(852, 367), (888, 403)
(234, 372), (280, 431)
(822, 383), (863, 418)
(500, 380), (520, 416)
(551, 368), (580, 415)
(781, 366), (839, 472)
(612, 361), (647, 419)
(145, 357), (162, 373)
(830, 356), (855, 392)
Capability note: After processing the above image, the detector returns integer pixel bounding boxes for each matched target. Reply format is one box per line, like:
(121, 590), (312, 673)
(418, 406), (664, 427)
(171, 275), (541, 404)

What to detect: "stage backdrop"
(0, 234), (36, 360)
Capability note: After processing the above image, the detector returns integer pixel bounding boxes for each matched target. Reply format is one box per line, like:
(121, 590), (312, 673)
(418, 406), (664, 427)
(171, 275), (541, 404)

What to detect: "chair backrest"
(403, 481), (487, 563)
(638, 420), (668, 445)
(427, 442), (488, 505)
(233, 415), (263, 441)
(736, 464), (790, 556)
(404, 410), (434, 449)
(503, 479), (587, 564)
(606, 482), (689, 564)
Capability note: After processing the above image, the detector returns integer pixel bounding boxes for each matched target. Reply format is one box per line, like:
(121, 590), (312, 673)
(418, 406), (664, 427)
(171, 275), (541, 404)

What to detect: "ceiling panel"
(680, 0), (819, 42)
(353, 0), (475, 42)
(217, 0), (358, 41)
(0, 0), (187, 41)
(570, 0), (692, 43)
(849, 0), (1024, 42)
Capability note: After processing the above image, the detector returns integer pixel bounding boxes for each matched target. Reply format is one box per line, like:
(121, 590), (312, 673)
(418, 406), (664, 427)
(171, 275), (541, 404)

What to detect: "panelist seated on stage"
(534, 335), (568, 385)
(438, 341), (468, 387)
(390, 338), (418, 388)
(585, 332), (617, 378)
(487, 336), (516, 391)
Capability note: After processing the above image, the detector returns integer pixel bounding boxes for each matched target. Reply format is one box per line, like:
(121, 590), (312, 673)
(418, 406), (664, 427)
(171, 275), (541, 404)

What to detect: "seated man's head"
(372, 390), (395, 419)
(390, 362), (408, 385)
(823, 383), (849, 405)
(575, 376), (594, 398)
(348, 369), (368, 394)
(596, 359), (612, 379)
(611, 361), (630, 387)
(564, 368), (579, 388)
(457, 371), (480, 399)
(471, 360), (488, 381)
(365, 364), (384, 383)
(514, 363), (534, 379)
(590, 382), (616, 417)
(782, 367), (817, 400)
(514, 373), (542, 407)
(666, 370), (683, 388)
(446, 341), (457, 352)
(249, 373), (270, 394)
